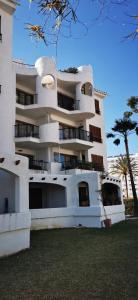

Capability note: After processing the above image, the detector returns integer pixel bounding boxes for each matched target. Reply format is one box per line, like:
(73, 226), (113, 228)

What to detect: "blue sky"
(13, 1), (138, 156)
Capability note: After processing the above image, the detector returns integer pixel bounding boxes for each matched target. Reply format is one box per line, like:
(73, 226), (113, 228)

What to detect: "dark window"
(81, 82), (92, 96)
(102, 183), (122, 206)
(15, 121), (39, 138)
(79, 182), (90, 207)
(89, 125), (102, 143)
(16, 89), (35, 105)
(95, 99), (100, 114)
(54, 152), (78, 169)
(58, 92), (76, 110)
(29, 187), (42, 209)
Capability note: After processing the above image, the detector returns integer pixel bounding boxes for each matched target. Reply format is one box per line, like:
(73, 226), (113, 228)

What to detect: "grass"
(0, 220), (138, 300)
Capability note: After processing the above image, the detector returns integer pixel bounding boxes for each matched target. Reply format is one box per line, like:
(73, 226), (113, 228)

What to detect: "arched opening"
(102, 183), (122, 206)
(81, 82), (92, 96)
(0, 169), (18, 214)
(78, 181), (90, 207)
(29, 182), (67, 209)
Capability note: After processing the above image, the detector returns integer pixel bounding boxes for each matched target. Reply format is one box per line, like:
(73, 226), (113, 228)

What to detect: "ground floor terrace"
(0, 158), (125, 257)
(0, 220), (138, 300)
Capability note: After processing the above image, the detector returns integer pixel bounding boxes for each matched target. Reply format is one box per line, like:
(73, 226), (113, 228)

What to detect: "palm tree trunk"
(124, 134), (138, 216)
(124, 174), (129, 199)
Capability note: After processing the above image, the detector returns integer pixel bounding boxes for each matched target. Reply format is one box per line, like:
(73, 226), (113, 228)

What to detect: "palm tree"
(127, 96), (138, 113)
(107, 115), (138, 215)
(109, 155), (138, 199)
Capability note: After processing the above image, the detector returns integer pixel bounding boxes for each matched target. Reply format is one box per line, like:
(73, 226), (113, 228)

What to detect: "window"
(95, 99), (100, 114)
(91, 154), (104, 171)
(58, 92), (75, 110)
(81, 82), (92, 96)
(0, 16), (2, 42)
(16, 89), (35, 105)
(54, 152), (77, 169)
(78, 182), (90, 207)
(89, 125), (102, 143)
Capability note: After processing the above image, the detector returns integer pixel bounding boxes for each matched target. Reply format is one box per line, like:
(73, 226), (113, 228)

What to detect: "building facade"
(108, 154), (138, 198)
(0, 0), (125, 257)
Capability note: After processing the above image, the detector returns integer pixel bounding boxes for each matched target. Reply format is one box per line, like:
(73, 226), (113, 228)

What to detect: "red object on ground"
(104, 218), (112, 228)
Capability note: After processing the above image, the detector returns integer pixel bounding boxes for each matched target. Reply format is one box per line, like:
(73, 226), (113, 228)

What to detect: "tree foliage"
(127, 96), (138, 113)
(107, 112), (138, 213)
(110, 155), (138, 198)
(26, 0), (138, 46)
(110, 155), (138, 178)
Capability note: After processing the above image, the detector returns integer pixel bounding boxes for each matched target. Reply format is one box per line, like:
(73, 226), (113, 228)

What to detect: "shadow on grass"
(0, 220), (138, 300)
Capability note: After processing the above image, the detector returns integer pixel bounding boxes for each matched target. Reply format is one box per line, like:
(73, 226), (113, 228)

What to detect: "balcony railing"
(16, 92), (37, 105)
(58, 98), (80, 111)
(15, 124), (39, 138)
(29, 159), (48, 171)
(62, 160), (104, 171)
(59, 128), (90, 142)
(92, 162), (104, 171)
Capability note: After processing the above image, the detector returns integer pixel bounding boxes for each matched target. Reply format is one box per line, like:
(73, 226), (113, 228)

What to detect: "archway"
(78, 181), (90, 207)
(29, 182), (67, 209)
(102, 183), (121, 206)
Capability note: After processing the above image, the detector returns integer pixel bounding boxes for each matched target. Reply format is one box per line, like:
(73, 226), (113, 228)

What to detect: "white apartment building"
(0, 0), (125, 257)
(108, 154), (138, 198)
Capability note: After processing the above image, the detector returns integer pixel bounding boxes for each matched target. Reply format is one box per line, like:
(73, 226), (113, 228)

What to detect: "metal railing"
(29, 159), (48, 171)
(15, 124), (39, 138)
(59, 128), (90, 142)
(58, 98), (80, 111)
(13, 60), (34, 67)
(92, 162), (104, 171)
(62, 160), (104, 171)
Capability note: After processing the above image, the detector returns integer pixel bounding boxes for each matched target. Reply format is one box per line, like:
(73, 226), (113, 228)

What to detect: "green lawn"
(0, 220), (138, 300)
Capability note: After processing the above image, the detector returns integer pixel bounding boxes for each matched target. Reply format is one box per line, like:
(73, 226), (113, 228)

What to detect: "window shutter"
(89, 125), (102, 143)
(95, 99), (100, 114)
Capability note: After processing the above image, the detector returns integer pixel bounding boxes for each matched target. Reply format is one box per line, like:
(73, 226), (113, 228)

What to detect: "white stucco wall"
(0, 3), (16, 155)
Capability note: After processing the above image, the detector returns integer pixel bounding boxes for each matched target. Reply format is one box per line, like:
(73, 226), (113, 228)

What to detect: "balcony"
(15, 124), (39, 138)
(59, 127), (92, 150)
(62, 160), (104, 172)
(59, 128), (90, 142)
(29, 159), (48, 171)
(58, 93), (80, 111)
(15, 122), (59, 149)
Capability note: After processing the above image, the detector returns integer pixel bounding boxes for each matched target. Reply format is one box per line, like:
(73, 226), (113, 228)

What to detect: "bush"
(124, 198), (134, 215)
(60, 67), (78, 74)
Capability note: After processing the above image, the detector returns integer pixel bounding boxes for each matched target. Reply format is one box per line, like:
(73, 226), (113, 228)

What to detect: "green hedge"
(124, 198), (134, 215)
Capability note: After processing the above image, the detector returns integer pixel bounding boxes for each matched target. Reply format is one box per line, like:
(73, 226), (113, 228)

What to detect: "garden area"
(0, 220), (138, 300)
